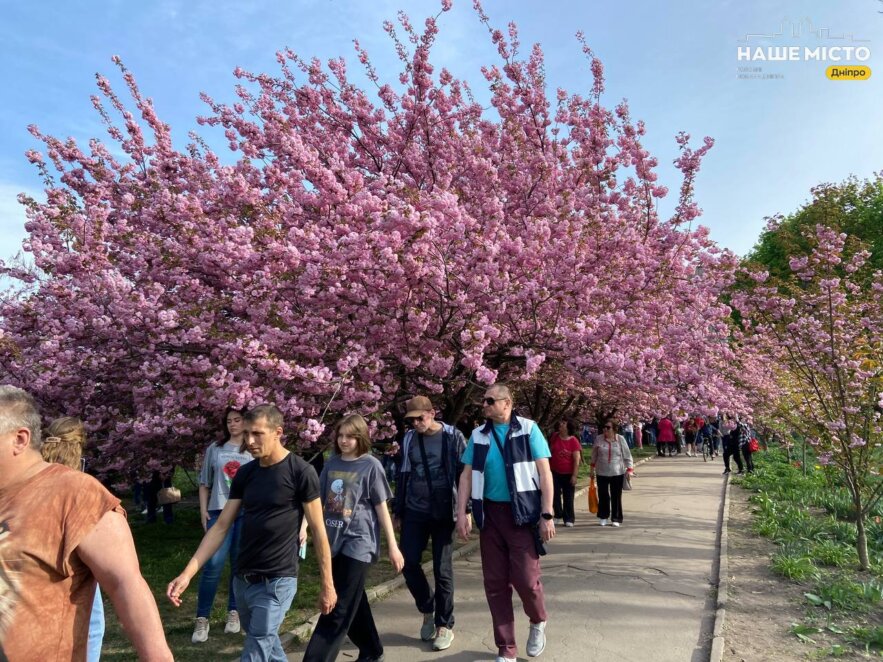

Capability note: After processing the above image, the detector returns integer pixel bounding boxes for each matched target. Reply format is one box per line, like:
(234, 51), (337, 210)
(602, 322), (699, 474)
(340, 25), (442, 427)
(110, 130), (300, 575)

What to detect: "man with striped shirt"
(456, 384), (555, 662)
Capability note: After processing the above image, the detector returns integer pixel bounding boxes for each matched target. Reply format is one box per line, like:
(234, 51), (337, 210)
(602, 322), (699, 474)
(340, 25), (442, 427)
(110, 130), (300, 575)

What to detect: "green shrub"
(810, 540), (856, 568)
(772, 551), (820, 581)
(815, 576), (872, 612)
(824, 517), (857, 545)
(848, 625), (883, 650)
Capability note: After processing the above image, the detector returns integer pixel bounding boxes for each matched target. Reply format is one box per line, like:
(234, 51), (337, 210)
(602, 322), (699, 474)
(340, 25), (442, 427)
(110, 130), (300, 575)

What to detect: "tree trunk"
(802, 438), (807, 478)
(856, 513), (870, 571)
(445, 383), (477, 425)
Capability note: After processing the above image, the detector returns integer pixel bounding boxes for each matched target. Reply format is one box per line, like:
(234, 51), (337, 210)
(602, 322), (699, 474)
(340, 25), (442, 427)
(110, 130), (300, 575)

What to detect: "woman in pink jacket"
(656, 415), (676, 457)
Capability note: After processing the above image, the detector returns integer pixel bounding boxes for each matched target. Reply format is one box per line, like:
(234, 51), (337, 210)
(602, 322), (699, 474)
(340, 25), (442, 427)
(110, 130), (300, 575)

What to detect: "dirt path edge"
(711, 473), (732, 661)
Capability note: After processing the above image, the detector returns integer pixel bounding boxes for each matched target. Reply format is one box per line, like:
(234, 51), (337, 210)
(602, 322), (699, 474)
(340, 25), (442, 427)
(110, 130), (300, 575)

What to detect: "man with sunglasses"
(393, 396), (468, 651)
(456, 384), (555, 662)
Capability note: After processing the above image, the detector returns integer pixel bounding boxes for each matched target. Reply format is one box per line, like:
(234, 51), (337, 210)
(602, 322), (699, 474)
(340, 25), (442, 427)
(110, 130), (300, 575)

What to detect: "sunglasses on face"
(483, 397), (506, 406)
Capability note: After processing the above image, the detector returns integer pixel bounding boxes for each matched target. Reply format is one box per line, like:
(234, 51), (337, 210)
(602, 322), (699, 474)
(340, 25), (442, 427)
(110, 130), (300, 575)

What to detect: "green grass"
(772, 549), (820, 582)
(736, 447), (883, 657)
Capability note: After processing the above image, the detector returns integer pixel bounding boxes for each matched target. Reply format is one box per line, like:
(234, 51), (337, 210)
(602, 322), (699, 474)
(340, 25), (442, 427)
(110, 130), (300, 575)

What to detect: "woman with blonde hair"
(42, 417), (104, 662)
(42, 416), (87, 470)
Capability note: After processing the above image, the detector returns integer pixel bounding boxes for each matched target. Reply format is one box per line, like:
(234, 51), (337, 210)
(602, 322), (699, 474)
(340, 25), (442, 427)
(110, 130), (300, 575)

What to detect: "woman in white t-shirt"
(589, 421), (634, 527)
(191, 407), (253, 643)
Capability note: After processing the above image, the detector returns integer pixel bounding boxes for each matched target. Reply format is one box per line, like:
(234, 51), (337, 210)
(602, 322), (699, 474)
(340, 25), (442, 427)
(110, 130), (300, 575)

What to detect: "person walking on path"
(0, 385), (172, 662)
(145, 469), (175, 524)
(456, 383), (555, 662)
(681, 417), (696, 457)
(549, 419), (582, 527)
(722, 421), (743, 475)
(168, 404), (336, 662)
(392, 396), (467, 651)
(303, 413), (404, 662)
(656, 415), (676, 457)
(590, 421), (634, 527)
(192, 407), (254, 643)
(736, 417), (755, 474)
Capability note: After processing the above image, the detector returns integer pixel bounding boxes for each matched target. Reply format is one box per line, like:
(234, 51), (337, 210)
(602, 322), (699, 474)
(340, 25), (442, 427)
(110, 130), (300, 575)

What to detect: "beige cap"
(404, 395), (434, 419)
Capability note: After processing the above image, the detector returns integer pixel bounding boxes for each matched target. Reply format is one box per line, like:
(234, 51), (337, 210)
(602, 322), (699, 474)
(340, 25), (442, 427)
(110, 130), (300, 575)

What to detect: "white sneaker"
(192, 616), (209, 643)
(225, 610), (241, 634)
(612, 522), (621, 527)
(554, 518), (562, 525)
(599, 518), (609, 526)
(495, 657), (516, 662)
(526, 620), (547, 657)
(564, 522), (574, 528)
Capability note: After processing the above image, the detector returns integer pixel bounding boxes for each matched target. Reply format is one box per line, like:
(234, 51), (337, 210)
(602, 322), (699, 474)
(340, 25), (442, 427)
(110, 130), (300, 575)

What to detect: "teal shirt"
(461, 421), (551, 502)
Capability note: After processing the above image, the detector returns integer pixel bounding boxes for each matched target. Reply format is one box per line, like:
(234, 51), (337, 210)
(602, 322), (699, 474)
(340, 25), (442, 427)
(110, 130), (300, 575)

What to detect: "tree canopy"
(0, 2), (761, 478)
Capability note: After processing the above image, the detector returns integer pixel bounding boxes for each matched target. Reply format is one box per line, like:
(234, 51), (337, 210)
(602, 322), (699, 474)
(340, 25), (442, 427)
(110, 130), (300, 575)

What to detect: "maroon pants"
(479, 501), (548, 658)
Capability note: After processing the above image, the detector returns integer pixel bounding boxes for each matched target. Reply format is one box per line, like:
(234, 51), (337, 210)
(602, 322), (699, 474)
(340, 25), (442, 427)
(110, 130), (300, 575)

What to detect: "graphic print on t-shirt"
(218, 450), (245, 488)
(323, 470), (357, 526)
(412, 453), (446, 485)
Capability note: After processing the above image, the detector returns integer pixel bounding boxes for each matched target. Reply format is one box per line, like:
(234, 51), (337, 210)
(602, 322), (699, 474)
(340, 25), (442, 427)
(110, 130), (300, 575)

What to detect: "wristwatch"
(541, 512), (554, 521)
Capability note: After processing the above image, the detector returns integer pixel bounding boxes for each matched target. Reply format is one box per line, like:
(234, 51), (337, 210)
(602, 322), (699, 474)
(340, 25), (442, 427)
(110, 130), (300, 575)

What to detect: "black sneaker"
(722, 470), (730, 475)
(355, 655), (384, 662)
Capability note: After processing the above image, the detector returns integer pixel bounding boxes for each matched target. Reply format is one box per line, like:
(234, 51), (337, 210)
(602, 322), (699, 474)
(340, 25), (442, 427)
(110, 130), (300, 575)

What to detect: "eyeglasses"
(483, 397), (506, 406)
(405, 413), (431, 427)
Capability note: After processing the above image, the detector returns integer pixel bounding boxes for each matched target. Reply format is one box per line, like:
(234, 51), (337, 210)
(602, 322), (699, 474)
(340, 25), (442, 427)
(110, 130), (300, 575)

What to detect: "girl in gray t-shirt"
(192, 407), (253, 642)
(303, 414), (404, 661)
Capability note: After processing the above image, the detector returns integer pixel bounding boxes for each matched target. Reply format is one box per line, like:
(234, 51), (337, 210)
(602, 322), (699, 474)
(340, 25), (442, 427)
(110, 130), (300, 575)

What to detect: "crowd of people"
(580, 414), (758, 475)
(0, 382), (759, 662)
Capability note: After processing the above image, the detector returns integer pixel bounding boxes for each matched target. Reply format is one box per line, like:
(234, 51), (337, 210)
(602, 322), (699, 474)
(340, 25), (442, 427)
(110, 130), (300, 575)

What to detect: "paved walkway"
(287, 455), (726, 662)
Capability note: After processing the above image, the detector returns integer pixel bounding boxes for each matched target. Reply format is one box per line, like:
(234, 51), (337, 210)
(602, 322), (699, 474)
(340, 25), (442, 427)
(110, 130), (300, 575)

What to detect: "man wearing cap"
(456, 383), (555, 662)
(393, 396), (468, 651)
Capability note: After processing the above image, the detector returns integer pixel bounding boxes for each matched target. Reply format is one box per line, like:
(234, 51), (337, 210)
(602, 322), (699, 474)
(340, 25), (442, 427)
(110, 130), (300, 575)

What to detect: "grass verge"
(735, 448), (883, 658)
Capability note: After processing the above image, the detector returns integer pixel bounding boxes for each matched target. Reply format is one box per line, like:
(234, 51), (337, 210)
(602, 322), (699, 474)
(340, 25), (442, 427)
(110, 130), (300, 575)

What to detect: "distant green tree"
(746, 174), (883, 279)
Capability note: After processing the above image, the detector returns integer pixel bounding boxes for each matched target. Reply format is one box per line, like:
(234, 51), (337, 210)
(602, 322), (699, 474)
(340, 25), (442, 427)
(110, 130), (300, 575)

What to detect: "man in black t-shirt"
(168, 405), (336, 661)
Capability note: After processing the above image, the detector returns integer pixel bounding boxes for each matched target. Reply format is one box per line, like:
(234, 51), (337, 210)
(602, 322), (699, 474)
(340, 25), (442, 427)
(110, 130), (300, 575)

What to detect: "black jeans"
(596, 474), (625, 523)
(741, 446), (755, 473)
(723, 444), (743, 473)
(400, 513), (455, 628)
(552, 472), (576, 524)
(303, 554), (382, 662)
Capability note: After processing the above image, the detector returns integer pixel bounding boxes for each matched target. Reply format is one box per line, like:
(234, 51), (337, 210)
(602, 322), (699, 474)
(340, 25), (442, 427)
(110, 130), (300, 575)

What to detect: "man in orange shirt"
(0, 385), (172, 661)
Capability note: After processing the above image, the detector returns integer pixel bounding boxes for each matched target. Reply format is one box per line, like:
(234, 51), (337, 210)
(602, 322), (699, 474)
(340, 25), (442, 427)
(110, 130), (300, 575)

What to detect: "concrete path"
(287, 455), (727, 662)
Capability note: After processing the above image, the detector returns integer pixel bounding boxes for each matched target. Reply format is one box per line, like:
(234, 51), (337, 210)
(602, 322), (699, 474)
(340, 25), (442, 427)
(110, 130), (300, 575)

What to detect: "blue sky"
(1, 0), (880, 265)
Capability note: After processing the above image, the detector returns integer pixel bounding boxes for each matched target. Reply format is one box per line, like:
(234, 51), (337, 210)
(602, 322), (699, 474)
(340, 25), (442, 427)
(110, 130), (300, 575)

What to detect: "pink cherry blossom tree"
(1, 1), (754, 479)
(733, 225), (883, 569)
